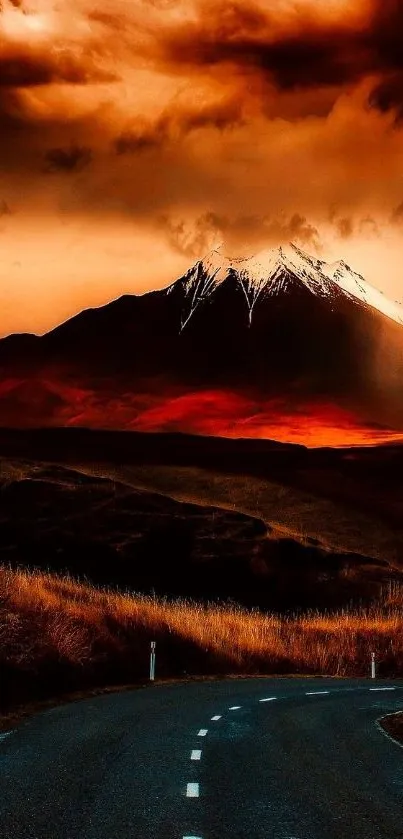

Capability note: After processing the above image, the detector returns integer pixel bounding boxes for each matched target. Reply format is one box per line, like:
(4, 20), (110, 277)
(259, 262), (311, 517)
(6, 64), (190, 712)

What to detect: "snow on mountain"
(166, 248), (230, 330)
(323, 259), (403, 326)
(167, 242), (403, 330)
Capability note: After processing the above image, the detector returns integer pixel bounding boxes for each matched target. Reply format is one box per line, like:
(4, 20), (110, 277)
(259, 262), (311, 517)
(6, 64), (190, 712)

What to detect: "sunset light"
(1, 0), (403, 445)
(0, 0), (402, 338)
(1, 7), (52, 37)
(1, 4), (403, 834)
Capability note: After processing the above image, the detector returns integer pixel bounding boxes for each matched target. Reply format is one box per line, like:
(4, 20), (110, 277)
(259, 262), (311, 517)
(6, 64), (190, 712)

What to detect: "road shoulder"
(379, 711), (403, 746)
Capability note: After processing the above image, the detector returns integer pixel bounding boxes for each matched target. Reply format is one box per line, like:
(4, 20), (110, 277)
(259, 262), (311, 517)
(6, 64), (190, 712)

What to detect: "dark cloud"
(154, 0), (403, 120)
(44, 146), (93, 174)
(160, 211), (320, 257)
(0, 44), (117, 88)
(337, 218), (354, 240)
(330, 214), (380, 240)
(114, 97), (243, 155)
(0, 200), (11, 216)
(368, 74), (403, 123)
(370, 0), (403, 70)
(1, 0), (403, 335)
(157, 5), (362, 88)
(114, 120), (169, 155)
(392, 202), (403, 224)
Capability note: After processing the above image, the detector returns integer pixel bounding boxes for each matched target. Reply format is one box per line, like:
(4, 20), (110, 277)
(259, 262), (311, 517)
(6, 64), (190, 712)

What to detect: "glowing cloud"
(1, 0), (403, 335)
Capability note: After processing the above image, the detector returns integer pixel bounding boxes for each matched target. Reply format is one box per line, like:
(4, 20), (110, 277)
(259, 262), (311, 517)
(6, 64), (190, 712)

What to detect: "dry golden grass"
(1, 567), (403, 713)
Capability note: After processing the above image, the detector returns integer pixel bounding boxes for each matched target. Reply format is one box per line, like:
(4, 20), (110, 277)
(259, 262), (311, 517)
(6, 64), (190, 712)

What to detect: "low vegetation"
(1, 566), (403, 715)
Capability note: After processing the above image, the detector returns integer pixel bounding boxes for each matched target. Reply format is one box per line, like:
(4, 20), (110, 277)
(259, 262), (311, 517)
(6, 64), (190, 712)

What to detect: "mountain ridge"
(168, 242), (403, 331)
(1, 242), (403, 440)
(2, 242), (402, 340)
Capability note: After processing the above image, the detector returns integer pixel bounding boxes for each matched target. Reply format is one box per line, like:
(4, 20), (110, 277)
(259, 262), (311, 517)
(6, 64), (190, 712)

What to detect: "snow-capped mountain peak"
(322, 258), (403, 326)
(167, 242), (403, 330)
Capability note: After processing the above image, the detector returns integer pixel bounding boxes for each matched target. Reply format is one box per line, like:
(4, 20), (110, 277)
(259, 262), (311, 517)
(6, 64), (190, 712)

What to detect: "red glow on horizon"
(128, 390), (403, 447)
(1, 376), (403, 447)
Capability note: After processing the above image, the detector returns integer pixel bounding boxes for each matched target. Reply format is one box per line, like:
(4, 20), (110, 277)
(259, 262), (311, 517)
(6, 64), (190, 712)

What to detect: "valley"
(0, 428), (402, 610)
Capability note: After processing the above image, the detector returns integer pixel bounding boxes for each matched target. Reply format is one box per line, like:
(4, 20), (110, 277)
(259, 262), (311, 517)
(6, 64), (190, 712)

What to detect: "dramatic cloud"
(44, 145), (93, 173)
(392, 202), (403, 224)
(153, 0), (403, 116)
(160, 212), (320, 257)
(0, 42), (115, 87)
(1, 0), (403, 335)
(113, 96), (243, 155)
(0, 200), (12, 217)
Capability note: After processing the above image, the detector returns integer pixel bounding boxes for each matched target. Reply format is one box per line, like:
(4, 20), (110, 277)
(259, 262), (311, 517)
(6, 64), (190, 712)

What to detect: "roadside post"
(371, 651), (376, 679)
(150, 641), (156, 681)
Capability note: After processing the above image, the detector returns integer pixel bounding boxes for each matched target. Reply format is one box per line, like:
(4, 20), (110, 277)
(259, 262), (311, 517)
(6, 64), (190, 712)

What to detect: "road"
(0, 678), (402, 838)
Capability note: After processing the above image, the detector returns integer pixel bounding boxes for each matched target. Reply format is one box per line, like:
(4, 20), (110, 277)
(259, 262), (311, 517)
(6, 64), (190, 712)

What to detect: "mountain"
(170, 243), (403, 330)
(1, 242), (403, 439)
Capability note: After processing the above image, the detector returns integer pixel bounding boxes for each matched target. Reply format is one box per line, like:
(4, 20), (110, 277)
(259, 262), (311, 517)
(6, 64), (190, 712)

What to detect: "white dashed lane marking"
(370, 687), (396, 692)
(182, 684), (402, 836)
(306, 691), (330, 696)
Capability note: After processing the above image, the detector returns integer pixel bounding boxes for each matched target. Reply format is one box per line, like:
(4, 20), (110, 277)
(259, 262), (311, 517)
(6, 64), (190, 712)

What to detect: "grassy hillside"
(1, 565), (403, 717)
(1, 457), (399, 611)
(1, 427), (402, 565)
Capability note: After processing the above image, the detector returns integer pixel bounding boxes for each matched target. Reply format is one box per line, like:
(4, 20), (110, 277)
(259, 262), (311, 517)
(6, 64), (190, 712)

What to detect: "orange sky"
(1, 0), (403, 337)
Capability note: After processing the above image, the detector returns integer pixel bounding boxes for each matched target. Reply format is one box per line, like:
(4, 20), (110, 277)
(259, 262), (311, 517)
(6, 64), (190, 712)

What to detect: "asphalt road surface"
(0, 678), (402, 839)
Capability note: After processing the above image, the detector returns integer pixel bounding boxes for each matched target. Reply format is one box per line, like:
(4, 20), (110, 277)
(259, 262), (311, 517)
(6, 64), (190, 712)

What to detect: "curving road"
(0, 678), (402, 838)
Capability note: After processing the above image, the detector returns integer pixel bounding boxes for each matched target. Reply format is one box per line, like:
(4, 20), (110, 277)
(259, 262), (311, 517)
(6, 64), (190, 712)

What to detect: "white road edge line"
(370, 687), (396, 692)
(229, 706), (241, 710)
(259, 697), (277, 703)
(211, 715), (221, 721)
(197, 729), (208, 736)
(306, 691), (330, 695)
(375, 714), (403, 751)
(186, 783), (200, 798)
(191, 750), (202, 761)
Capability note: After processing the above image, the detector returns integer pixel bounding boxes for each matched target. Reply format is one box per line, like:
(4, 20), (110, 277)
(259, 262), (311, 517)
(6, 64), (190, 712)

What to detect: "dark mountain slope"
(1, 243), (403, 431)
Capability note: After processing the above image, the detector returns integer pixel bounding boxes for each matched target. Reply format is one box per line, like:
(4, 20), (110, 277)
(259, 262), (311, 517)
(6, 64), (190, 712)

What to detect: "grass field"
(1, 565), (403, 716)
(83, 461), (403, 566)
(1, 428), (403, 567)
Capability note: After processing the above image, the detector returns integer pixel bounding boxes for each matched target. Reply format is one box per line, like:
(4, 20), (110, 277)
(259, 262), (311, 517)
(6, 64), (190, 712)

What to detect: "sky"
(1, 0), (403, 336)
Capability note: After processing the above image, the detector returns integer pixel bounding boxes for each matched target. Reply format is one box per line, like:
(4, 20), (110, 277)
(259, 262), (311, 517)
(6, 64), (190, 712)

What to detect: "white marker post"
(150, 641), (156, 681)
(371, 651), (376, 680)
